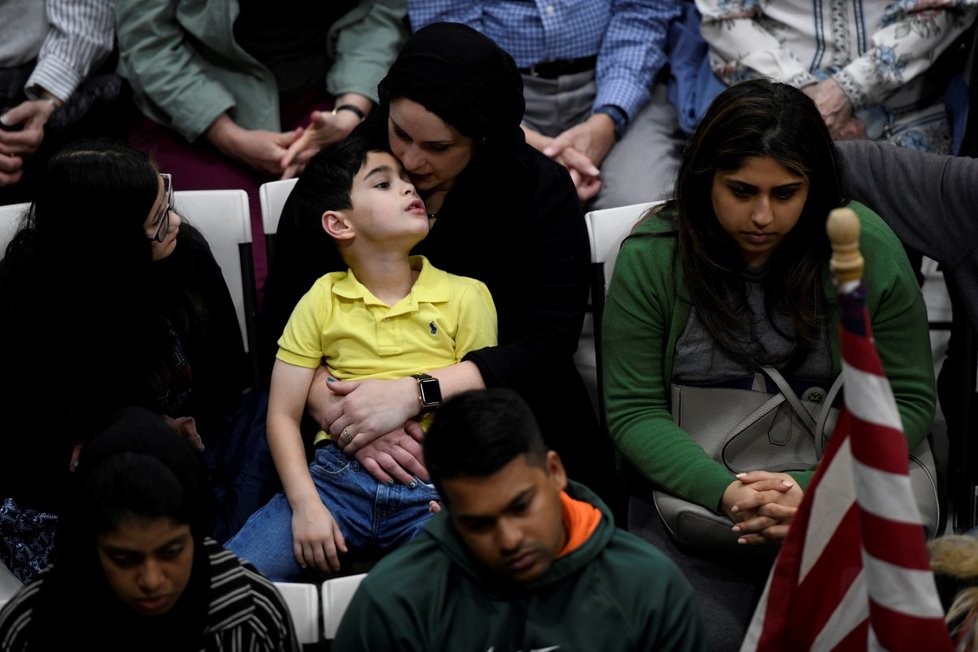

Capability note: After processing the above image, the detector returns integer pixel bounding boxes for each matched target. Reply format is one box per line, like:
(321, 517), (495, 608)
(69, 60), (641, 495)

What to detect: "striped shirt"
(0, 0), (114, 102)
(0, 539), (300, 652)
(407, 0), (682, 120)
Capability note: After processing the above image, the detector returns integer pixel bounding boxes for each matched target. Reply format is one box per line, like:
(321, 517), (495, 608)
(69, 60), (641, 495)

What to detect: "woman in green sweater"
(602, 80), (935, 649)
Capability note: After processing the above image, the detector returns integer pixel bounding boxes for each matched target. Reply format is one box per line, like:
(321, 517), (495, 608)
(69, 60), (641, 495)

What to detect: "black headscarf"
(27, 406), (214, 650)
(378, 22), (526, 158)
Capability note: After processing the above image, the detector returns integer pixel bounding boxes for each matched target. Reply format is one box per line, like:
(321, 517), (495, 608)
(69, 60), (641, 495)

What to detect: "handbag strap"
(760, 366), (844, 452)
(813, 373), (845, 457)
(727, 393), (787, 439)
(760, 366), (817, 432)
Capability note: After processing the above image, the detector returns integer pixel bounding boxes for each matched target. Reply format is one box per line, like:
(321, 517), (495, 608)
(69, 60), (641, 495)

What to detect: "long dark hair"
(674, 80), (845, 364)
(0, 140), (206, 433)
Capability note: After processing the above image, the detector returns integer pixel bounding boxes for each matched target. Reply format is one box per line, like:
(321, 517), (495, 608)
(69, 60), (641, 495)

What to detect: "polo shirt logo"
(429, 321), (437, 335)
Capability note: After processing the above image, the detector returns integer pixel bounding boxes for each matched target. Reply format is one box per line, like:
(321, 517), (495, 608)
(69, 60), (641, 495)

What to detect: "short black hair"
(424, 389), (547, 497)
(294, 135), (374, 216)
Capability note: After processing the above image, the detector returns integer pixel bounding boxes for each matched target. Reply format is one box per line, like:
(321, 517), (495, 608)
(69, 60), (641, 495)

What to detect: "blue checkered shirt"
(408, 0), (682, 120)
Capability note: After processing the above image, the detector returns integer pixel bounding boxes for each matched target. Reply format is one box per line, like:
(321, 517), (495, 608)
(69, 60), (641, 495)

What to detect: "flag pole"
(827, 207), (864, 286)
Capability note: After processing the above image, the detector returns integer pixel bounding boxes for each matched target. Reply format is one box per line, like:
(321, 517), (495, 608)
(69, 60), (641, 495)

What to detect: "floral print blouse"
(696, 0), (977, 151)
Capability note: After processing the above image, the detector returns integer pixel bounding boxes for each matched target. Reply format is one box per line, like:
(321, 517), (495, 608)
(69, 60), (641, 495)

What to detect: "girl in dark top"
(0, 140), (246, 582)
(262, 22), (624, 518)
(0, 406), (297, 651)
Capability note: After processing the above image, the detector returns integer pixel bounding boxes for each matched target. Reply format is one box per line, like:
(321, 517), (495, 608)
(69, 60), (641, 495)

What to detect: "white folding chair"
(259, 178), (298, 273)
(0, 202), (29, 256)
(584, 201), (662, 421)
(259, 178), (297, 238)
(173, 189), (257, 363)
(273, 581), (321, 645)
(321, 572), (367, 640)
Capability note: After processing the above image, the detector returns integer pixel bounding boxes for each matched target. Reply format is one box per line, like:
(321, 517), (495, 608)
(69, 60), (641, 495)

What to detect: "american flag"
(740, 275), (952, 651)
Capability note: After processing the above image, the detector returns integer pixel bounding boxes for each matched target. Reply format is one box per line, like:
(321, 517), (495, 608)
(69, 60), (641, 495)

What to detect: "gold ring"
(341, 427), (353, 443)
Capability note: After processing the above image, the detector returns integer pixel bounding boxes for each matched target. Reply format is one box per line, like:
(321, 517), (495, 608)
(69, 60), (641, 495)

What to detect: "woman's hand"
(280, 109), (361, 177)
(290, 496), (347, 573)
(352, 423), (428, 486)
(161, 414), (204, 451)
(721, 471), (803, 544)
(322, 377), (419, 450)
(205, 113), (301, 177)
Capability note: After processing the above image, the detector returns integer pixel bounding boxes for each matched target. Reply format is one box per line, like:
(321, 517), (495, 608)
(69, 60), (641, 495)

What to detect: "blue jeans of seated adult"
(225, 443), (438, 582)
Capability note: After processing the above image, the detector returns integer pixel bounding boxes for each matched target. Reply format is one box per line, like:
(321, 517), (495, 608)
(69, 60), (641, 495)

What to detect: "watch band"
(411, 373), (442, 413)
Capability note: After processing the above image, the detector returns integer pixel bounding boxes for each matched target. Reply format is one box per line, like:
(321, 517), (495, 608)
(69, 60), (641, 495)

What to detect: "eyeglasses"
(148, 173), (174, 243)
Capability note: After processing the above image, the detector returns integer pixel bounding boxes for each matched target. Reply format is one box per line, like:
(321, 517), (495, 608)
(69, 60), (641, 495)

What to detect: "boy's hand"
(291, 498), (347, 573)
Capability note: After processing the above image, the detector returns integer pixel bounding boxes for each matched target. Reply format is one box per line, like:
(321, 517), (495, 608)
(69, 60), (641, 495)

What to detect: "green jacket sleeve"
(327, 0), (409, 102)
(116, 0), (253, 141)
(602, 228), (738, 513)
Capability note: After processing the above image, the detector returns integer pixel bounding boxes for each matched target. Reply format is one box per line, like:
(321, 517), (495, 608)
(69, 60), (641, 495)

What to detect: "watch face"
(419, 377), (442, 406)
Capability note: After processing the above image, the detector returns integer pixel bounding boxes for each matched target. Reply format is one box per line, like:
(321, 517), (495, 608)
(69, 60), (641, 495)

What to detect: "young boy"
(226, 137), (497, 581)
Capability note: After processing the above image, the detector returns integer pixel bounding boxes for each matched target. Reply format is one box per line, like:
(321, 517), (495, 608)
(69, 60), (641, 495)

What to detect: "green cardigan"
(602, 201), (935, 513)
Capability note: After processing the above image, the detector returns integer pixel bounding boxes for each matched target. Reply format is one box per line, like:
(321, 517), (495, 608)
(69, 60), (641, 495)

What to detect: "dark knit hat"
(75, 406), (213, 539)
(379, 22), (525, 153)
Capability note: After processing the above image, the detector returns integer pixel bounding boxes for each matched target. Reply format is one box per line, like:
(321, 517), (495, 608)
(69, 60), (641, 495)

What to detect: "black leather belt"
(518, 55), (597, 79)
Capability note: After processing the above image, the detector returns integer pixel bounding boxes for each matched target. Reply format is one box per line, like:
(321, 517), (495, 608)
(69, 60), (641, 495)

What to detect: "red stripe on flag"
(860, 510), (932, 570)
(870, 600), (954, 650)
(833, 619), (871, 652)
(847, 413), (909, 475)
(841, 328), (886, 377)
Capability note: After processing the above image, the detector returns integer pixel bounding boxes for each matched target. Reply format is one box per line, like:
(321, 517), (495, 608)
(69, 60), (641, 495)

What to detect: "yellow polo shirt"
(277, 256), (497, 442)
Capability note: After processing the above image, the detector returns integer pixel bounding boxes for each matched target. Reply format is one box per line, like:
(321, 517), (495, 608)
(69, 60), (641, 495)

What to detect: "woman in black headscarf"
(262, 22), (624, 518)
(0, 406), (298, 651)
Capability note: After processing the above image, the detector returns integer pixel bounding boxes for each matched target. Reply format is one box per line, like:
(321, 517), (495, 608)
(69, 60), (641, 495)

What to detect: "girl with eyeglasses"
(0, 139), (247, 584)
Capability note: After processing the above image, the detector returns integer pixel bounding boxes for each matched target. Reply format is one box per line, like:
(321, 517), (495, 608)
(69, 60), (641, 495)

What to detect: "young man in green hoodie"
(334, 388), (707, 651)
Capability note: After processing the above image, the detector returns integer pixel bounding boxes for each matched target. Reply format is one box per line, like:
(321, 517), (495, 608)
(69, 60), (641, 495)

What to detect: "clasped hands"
(802, 78), (867, 141)
(721, 470), (804, 545)
(205, 107), (361, 179)
(523, 112), (616, 202)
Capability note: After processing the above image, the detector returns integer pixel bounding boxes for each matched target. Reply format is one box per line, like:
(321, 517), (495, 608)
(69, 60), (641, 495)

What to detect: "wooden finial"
(827, 207), (863, 285)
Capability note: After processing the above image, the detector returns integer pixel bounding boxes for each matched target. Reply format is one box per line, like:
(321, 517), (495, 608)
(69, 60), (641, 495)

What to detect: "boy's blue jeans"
(225, 443), (438, 581)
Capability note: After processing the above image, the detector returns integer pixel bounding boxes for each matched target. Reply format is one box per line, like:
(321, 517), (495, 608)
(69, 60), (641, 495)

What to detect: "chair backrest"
(258, 179), (297, 273)
(585, 201), (660, 283)
(173, 190), (256, 361)
(259, 178), (297, 237)
(0, 202), (29, 257)
(585, 201), (663, 421)
(273, 581), (321, 645)
(321, 572), (367, 639)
